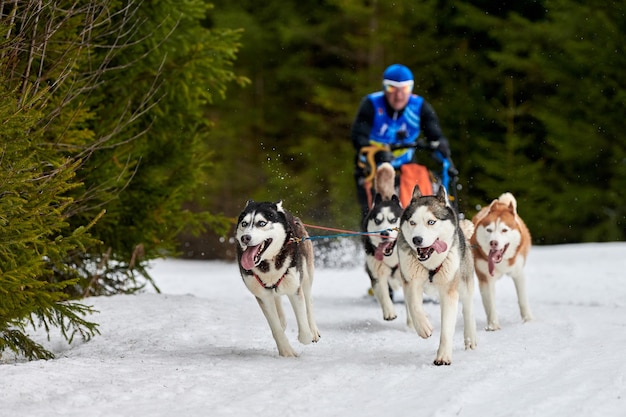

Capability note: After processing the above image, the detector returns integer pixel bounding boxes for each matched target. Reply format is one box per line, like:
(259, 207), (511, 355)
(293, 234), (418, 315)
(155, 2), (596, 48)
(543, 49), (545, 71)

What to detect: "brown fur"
(375, 162), (396, 201)
(471, 192), (533, 330)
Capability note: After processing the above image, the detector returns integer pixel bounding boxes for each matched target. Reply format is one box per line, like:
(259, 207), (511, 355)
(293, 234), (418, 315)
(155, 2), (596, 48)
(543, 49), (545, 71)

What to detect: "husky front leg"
(287, 289), (314, 345)
(275, 297), (287, 330)
(404, 278), (433, 339)
(460, 285), (477, 350)
(511, 270), (533, 322)
(256, 295), (296, 357)
(301, 270), (321, 342)
(402, 279), (413, 328)
(434, 288), (459, 366)
(477, 270), (500, 331)
(372, 275), (397, 321)
(367, 261), (397, 320)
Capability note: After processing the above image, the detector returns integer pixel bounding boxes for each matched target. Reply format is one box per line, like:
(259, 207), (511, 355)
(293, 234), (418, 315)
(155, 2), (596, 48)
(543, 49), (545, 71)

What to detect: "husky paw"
(298, 331), (314, 345)
(383, 312), (398, 321)
(311, 328), (321, 343)
(278, 346), (298, 357)
(464, 337), (477, 350)
(522, 314), (534, 323)
(434, 356), (452, 366)
(485, 322), (501, 331)
(415, 317), (433, 339)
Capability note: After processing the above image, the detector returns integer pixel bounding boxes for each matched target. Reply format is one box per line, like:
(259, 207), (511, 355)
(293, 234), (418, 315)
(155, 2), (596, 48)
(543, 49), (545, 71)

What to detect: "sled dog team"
(235, 163), (532, 365)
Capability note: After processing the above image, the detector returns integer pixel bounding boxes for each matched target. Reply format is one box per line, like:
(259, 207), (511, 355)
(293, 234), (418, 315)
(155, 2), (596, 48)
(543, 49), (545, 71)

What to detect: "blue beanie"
(382, 64), (413, 82)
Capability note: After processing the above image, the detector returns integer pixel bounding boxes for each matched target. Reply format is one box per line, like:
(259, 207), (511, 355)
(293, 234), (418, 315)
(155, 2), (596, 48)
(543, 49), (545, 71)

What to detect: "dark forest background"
(191, 0), (625, 258)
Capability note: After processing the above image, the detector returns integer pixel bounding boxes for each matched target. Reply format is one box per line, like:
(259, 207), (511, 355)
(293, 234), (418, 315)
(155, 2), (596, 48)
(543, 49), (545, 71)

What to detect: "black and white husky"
(362, 163), (405, 321)
(397, 185), (477, 365)
(235, 200), (320, 357)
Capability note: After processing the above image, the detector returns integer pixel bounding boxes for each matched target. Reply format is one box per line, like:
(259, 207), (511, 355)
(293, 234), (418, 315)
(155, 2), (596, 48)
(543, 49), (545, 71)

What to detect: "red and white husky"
(471, 192), (533, 330)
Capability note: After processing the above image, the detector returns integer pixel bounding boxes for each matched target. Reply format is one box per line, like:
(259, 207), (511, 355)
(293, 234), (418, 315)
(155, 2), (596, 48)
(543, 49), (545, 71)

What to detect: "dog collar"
(428, 264), (443, 283)
(254, 273), (285, 290)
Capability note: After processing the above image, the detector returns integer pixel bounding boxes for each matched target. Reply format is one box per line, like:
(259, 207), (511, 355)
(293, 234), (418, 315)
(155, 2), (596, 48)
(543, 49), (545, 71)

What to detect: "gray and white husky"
(397, 185), (477, 365)
(235, 200), (320, 357)
(362, 162), (405, 321)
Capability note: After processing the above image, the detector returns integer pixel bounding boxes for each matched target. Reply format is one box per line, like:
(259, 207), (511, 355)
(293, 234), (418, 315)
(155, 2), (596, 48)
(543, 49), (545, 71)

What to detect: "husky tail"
(375, 162), (396, 201)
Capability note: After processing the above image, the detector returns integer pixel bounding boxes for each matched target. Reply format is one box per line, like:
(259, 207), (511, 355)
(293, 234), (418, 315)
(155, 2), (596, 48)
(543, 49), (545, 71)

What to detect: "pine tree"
(0, 82), (99, 360)
(0, 0), (246, 358)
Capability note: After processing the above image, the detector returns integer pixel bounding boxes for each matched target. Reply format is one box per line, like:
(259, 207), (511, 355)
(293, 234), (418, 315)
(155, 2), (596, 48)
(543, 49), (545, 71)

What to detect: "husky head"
(363, 193), (403, 261)
(473, 193), (523, 274)
(400, 185), (457, 264)
(235, 200), (290, 271)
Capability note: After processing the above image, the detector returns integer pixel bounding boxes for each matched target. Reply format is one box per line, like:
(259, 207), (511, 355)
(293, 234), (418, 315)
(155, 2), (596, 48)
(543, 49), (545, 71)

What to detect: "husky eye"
(374, 218), (383, 226)
(241, 221), (249, 228)
(502, 228), (508, 233)
(428, 219), (436, 226)
(486, 227), (493, 233)
(389, 217), (398, 224)
(409, 220), (416, 226)
(256, 220), (267, 227)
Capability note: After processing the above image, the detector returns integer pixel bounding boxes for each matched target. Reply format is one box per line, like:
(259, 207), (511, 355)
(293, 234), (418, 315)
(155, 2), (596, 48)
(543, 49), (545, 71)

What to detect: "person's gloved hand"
(447, 159), (459, 176)
(374, 150), (394, 164)
(429, 140), (451, 159)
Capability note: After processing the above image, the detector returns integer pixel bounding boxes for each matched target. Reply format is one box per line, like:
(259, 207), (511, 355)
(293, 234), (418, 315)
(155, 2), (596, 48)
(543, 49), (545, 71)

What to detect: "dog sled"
(358, 141), (460, 210)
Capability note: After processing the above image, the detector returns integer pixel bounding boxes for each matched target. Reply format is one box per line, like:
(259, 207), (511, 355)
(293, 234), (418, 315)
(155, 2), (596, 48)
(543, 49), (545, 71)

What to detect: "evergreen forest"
(0, 0), (624, 359)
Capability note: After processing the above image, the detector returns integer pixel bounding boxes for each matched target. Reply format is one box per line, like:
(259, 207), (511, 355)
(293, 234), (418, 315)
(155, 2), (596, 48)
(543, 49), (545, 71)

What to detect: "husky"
(470, 192), (533, 330)
(235, 200), (320, 357)
(397, 185), (477, 365)
(362, 163), (405, 321)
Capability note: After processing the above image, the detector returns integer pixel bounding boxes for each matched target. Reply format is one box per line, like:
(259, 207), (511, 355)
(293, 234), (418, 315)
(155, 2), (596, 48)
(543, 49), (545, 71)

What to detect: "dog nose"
(413, 236), (423, 247)
(241, 234), (251, 245)
(490, 240), (498, 249)
(381, 230), (389, 237)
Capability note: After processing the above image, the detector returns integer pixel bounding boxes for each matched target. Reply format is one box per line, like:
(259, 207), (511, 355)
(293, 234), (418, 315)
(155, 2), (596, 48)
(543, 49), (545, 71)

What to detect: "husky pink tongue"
(375, 241), (394, 261)
(488, 249), (499, 276)
(431, 239), (448, 254)
(241, 244), (262, 270)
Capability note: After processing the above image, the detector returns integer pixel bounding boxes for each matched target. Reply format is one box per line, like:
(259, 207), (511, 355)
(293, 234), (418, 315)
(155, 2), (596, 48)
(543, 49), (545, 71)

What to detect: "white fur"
(365, 206), (404, 321)
(397, 189), (477, 365)
(236, 208), (319, 357)
(473, 193), (533, 331)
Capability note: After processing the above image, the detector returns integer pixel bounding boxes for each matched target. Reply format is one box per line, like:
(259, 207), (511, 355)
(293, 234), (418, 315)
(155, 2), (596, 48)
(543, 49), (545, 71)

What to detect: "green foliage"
(0, 85), (99, 360)
(204, 0), (624, 246)
(0, 0), (247, 359)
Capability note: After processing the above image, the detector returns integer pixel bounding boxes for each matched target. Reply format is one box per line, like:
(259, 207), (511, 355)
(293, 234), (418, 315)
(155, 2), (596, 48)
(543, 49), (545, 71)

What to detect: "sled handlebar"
(358, 142), (457, 186)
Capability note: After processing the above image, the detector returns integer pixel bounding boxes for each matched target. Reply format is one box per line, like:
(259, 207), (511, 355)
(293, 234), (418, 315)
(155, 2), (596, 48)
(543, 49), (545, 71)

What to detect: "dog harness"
(253, 273), (285, 290)
(428, 264), (443, 283)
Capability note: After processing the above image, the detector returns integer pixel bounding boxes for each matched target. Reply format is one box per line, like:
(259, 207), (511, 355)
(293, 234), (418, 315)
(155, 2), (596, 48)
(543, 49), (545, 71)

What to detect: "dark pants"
(354, 172), (371, 221)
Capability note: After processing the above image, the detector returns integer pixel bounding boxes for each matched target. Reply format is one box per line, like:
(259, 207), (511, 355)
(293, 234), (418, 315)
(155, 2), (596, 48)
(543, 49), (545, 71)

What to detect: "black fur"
(236, 200), (309, 282)
(361, 193), (403, 257)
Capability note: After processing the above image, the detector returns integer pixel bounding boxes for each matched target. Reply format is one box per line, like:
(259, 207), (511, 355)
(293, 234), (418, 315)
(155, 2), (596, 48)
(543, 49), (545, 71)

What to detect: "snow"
(2, 242), (626, 417)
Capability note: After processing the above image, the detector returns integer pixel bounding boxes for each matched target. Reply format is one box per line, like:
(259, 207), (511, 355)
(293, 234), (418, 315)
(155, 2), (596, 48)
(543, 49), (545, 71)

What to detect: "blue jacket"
(367, 92), (424, 168)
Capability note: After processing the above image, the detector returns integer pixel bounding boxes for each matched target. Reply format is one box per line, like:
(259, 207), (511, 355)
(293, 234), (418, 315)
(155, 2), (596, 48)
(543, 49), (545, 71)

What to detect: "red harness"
(428, 263), (443, 283)
(254, 273), (285, 290)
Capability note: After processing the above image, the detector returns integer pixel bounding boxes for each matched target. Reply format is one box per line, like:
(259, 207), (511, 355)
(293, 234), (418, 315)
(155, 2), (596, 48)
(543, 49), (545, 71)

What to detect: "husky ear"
(487, 198), (499, 212)
(507, 201), (516, 215)
(436, 185), (449, 206)
(373, 193), (383, 206)
(245, 199), (254, 207)
(275, 200), (284, 213)
(411, 184), (422, 200)
(391, 194), (401, 205)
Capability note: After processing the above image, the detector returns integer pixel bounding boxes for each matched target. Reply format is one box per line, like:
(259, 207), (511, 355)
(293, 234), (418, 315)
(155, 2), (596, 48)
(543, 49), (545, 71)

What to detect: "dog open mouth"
(240, 238), (272, 270)
(488, 243), (509, 276)
(374, 239), (396, 261)
(416, 239), (448, 262)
